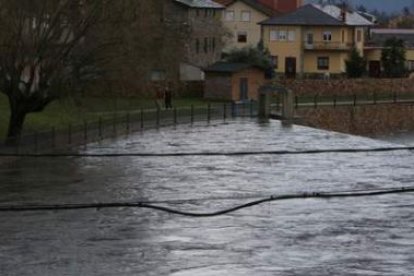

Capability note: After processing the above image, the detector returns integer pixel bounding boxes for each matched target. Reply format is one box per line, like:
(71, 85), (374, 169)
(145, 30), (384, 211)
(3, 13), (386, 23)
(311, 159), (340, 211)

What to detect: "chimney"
(340, 2), (347, 22)
(256, 0), (302, 13)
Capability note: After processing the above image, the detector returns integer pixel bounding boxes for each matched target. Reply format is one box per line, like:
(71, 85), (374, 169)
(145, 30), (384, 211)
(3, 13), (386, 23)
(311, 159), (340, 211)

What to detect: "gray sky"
(305, 0), (414, 13)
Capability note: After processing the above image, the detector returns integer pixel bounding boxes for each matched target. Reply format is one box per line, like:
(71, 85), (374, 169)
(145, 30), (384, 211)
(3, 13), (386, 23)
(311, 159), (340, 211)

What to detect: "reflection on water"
(0, 119), (414, 276)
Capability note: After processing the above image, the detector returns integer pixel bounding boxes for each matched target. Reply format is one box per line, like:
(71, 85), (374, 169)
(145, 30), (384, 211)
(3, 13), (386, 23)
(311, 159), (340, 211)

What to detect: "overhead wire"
(1, 186), (413, 217)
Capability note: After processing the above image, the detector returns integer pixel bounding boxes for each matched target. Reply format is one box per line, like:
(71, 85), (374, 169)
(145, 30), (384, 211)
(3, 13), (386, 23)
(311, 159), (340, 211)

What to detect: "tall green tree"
(381, 38), (407, 78)
(345, 48), (366, 78)
(222, 43), (274, 78)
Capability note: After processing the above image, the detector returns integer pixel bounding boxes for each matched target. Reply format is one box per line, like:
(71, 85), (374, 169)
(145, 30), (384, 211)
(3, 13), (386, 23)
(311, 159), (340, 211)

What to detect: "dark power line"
(1, 187), (413, 217)
(1, 146), (414, 158)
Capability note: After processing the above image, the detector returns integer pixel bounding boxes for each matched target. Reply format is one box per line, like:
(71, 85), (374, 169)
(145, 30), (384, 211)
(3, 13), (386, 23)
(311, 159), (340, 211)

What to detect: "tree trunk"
(5, 105), (27, 146)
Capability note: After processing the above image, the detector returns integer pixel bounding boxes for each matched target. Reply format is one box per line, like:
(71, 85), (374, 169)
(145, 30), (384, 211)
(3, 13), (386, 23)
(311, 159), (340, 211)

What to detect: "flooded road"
(1, 119), (414, 275)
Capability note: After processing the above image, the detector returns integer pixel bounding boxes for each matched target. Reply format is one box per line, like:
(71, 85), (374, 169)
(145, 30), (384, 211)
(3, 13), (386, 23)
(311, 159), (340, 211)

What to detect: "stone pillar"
(282, 89), (294, 121)
(258, 86), (271, 119)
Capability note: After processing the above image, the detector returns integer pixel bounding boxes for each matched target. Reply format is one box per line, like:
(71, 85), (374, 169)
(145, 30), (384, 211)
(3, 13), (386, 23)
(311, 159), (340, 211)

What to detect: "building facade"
(260, 4), (372, 78)
(215, 0), (277, 51)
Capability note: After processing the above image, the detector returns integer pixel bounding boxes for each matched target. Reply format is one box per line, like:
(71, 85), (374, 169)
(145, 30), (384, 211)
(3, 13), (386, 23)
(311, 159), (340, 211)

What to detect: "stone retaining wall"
(279, 78), (414, 97)
(296, 103), (414, 137)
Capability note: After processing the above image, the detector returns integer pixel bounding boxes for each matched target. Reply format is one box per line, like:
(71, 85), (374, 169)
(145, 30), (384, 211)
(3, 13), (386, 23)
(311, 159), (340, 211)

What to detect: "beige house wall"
(263, 24), (360, 75)
(231, 68), (265, 101)
(263, 26), (303, 73)
(222, 1), (269, 51)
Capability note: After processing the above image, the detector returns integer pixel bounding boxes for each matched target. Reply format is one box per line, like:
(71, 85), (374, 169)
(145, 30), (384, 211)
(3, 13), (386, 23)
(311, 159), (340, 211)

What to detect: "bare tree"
(0, 0), (109, 144)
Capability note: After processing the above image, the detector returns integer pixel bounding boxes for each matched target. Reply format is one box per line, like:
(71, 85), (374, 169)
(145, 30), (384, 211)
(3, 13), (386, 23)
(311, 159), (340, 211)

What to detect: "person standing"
(164, 83), (173, 109)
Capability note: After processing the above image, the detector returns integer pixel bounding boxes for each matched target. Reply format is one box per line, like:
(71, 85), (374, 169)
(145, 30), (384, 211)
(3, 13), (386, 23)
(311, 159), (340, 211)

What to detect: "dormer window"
(225, 10), (234, 21)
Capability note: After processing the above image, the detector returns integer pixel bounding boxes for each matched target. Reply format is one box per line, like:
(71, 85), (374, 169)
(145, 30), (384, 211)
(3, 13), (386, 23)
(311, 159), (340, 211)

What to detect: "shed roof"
(316, 5), (373, 26)
(367, 29), (414, 48)
(174, 0), (224, 9)
(205, 62), (261, 73)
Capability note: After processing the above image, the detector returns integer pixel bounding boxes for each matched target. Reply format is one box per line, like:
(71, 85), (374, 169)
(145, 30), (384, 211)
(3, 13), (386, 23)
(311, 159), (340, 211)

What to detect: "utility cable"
(0, 187), (413, 217)
(0, 146), (414, 158)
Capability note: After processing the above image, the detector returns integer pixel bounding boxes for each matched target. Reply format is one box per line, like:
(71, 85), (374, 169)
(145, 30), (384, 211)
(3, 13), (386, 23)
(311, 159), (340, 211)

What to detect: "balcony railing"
(304, 41), (354, 50)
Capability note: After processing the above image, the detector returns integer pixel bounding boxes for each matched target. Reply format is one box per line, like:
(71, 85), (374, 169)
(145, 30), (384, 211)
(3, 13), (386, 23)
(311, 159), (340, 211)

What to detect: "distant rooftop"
(260, 4), (345, 26)
(260, 3), (373, 26)
(367, 29), (414, 48)
(315, 4), (374, 26)
(174, 0), (224, 9)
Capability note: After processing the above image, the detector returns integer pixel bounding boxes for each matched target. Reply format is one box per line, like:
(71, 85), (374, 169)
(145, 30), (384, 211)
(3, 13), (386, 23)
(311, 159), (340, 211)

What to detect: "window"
(271, 56), (278, 69)
(212, 37), (216, 52)
(237, 31), (247, 43)
(204, 37), (208, 53)
(406, 60), (414, 71)
(225, 10), (234, 21)
(323, 31), (332, 41)
(288, 31), (296, 42)
(241, 11), (251, 22)
(270, 30), (278, 41)
(317, 57), (329, 70)
(151, 70), (166, 81)
(356, 30), (362, 42)
(278, 30), (287, 41)
(195, 38), (200, 54)
(306, 33), (314, 44)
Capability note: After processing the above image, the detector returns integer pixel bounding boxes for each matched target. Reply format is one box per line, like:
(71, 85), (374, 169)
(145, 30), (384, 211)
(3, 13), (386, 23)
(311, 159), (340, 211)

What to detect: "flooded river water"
(0, 119), (413, 275)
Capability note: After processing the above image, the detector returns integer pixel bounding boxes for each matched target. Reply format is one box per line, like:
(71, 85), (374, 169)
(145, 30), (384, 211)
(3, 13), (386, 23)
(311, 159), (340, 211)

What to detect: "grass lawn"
(0, 94), (217, 139)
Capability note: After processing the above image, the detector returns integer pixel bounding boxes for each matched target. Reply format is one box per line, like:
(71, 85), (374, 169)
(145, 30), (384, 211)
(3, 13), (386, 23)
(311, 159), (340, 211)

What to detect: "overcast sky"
(305, 0), (414, 13)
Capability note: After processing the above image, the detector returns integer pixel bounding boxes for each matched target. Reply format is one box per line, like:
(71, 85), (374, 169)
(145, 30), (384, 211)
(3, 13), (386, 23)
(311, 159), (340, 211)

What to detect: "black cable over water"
(1, 146), (414, 158)
(1, 187), (413, 217)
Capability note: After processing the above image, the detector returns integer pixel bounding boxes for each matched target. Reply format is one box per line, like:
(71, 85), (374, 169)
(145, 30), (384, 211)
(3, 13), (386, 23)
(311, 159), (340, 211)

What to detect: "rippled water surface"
(1, 119), (414, 276)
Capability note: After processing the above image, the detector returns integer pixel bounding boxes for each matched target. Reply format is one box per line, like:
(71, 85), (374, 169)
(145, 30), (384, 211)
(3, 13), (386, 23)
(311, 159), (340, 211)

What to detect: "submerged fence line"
(0, 186), (413, 217)
(2, 101), (258, 154)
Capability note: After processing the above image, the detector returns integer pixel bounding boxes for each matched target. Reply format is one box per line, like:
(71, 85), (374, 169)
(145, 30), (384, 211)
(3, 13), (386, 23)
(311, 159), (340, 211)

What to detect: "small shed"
(204, 62), (266, 102)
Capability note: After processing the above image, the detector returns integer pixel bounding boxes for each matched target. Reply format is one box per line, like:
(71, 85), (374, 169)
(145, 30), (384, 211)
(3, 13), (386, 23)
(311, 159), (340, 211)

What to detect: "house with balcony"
(260, 4), (373, 78)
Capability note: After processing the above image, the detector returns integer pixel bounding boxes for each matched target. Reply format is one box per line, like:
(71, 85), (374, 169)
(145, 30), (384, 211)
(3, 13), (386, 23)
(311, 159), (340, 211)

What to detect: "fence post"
(295, 96), (298, 109)
(191, 105), (194, 125)
(140, 108), (144, 130)
(34, 131), (39, 153)
(207, 102), (211, 123)
(174, 107), (177, 125)
(231, 102), (236, 117)
(113, 113), (117, 136)
(156, 108), (160, 128)
(393, 92), (397, 103)
(333, 95), (337, 108)
(99, 117), (103, 139)
(51, 127), (56, 149)
(126, 112), (130, 134)
(68, 124), (72, 145)
(83, 121), (88, 144)
(223, 103), (227, 121)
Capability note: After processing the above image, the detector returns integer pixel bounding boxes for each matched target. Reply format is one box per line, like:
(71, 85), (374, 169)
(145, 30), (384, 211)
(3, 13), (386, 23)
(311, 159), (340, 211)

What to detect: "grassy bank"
(0, 94), (213, 139)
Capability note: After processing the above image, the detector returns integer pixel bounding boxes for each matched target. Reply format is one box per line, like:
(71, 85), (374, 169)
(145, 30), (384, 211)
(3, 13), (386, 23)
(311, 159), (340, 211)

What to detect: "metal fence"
(1, 101), (258, 154)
